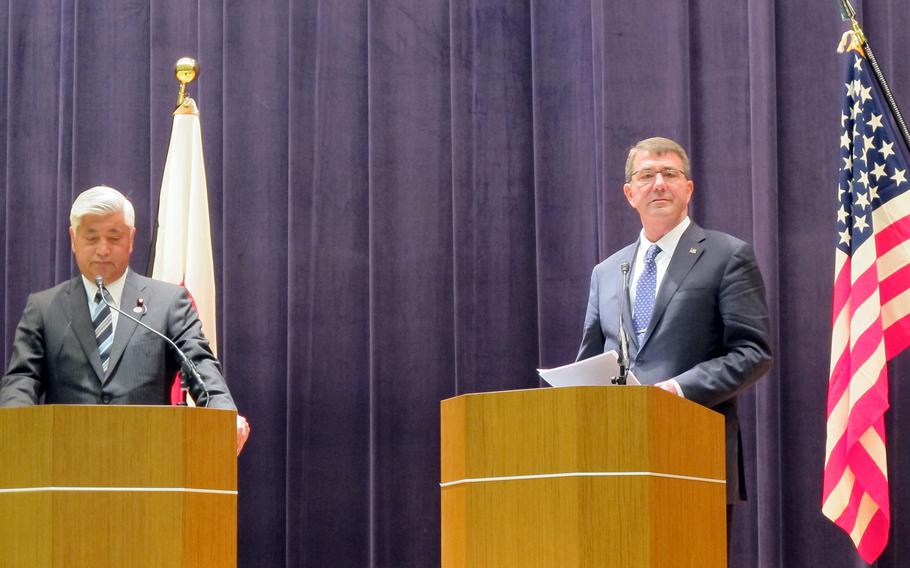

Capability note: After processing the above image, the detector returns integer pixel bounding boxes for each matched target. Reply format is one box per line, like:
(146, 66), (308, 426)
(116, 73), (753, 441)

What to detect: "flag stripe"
(825, 363), (886, 464)
(879, 262), (910, 305)
(856, 508), (890, 563)
(822, 464), (853, 517)
(827, 470), (863, 532)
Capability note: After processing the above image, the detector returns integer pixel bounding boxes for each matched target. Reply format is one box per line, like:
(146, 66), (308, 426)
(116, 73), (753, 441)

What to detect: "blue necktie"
(632, 244), (661, 343)
(92, 293), (113, 373)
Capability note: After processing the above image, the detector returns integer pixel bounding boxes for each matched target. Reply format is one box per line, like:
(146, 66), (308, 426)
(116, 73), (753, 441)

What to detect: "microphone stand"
(94, 276), (210, 407)
(612, 262), (631, 385)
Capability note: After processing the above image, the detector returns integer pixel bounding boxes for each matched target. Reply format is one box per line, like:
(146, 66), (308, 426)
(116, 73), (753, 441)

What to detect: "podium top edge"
(0, 404), (236, 414)
(442, 385), (651, 402)
(440, 386), (722, 418)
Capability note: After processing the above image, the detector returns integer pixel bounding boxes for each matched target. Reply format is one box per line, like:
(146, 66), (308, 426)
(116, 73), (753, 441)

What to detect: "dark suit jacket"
(577, 222), (772, 503)
(0, 271), (236, 409)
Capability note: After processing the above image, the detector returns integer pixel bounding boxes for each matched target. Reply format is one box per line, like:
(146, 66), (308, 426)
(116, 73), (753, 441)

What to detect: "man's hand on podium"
(654, 379), (684, 397)
(236, 415), (251, 455)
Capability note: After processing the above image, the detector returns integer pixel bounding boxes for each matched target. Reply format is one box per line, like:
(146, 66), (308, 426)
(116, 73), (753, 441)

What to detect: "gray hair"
(624, 137), (691, 181)
(70, 186), (135, 230)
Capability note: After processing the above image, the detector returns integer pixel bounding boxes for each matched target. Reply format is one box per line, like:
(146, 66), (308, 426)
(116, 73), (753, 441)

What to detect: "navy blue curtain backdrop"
(2, 1), (910, 566)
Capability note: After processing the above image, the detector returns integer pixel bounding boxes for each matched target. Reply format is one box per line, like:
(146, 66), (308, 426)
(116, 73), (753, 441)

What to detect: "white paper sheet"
(537, 351), (640, 387)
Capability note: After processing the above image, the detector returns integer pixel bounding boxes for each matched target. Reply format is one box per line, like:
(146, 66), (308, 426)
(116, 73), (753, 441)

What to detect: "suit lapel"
(103, 272), (147, 384)
(639, 223), (706, 348)
(66, 276), (107, 382)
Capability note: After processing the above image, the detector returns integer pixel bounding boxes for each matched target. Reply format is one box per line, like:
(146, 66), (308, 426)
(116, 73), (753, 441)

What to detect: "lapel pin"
(689, 248), (697, 254)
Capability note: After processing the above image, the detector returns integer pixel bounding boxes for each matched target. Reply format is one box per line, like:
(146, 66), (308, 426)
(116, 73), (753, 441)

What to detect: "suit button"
(101, 394), (112, 404)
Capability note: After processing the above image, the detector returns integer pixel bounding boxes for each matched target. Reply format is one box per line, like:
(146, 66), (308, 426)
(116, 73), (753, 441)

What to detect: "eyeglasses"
(629, 167), (687, 186)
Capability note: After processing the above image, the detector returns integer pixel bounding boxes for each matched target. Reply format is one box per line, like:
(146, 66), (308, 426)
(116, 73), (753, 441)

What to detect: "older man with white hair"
(0, 185), (250, 454)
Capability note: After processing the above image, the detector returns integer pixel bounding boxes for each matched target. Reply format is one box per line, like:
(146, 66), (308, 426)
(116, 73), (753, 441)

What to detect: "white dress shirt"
(80, 269), (128, 334)
(629, 216), (691, 305)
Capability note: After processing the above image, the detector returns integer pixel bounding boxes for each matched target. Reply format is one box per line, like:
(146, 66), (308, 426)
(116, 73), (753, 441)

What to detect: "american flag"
(823, 48), (910, 563)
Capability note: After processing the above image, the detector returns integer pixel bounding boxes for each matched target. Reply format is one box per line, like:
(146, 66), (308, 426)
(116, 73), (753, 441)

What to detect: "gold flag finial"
(174, 57), (199, 109)
(836, 30), (864, 56)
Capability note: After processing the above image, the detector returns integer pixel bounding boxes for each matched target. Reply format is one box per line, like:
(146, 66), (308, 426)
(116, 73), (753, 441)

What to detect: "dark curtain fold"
(3, 1), (910, 566)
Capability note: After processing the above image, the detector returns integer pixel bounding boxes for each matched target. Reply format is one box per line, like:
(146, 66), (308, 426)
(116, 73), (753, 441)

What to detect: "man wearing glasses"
(576, 137), (772, 548)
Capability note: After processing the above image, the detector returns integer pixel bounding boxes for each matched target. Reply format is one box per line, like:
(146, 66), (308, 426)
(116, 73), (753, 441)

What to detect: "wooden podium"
(0, 405), (237, 567)
(440, 386), (726, 567)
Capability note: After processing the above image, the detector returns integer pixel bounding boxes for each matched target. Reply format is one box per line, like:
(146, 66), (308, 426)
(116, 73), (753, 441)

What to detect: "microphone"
(94, 276), (210, 407)
(611, 262), (632, 385)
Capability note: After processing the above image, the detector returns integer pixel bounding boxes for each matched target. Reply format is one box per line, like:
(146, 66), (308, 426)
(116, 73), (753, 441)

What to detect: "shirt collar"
(81, 268), (129, 308)
(638, 216), (691, 258)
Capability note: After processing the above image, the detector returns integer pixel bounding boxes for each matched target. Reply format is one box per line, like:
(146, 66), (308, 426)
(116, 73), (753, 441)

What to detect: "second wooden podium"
(440, 386), (726, 567)
(0, 405), (237, 567)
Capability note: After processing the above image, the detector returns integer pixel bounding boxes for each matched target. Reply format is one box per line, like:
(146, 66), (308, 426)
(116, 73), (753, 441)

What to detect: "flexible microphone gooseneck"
(612, 262), (632, 385)
(94, 276), (210, 407)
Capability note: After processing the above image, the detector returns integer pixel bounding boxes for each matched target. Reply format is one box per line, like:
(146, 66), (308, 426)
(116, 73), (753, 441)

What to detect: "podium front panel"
(0, 405), (237, 568)
(441, 387), (726, 567)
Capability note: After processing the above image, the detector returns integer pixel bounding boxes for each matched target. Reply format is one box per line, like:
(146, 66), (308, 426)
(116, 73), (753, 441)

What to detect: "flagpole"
(146, 57), (201, 276)
(838, 0), (910, 152)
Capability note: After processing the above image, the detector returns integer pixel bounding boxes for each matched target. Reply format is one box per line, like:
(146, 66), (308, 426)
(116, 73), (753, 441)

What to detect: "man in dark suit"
(576, 137), (772, 541)
(0, 186), (250, 454)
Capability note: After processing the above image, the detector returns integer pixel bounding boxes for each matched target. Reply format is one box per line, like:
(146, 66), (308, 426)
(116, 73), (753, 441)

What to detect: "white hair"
(70, 186), (135, 230)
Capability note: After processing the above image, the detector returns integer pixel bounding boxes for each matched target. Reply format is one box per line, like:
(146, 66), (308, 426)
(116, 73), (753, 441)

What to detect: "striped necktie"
(92, 292), (113, 373)
(632, 244), (661, 343)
